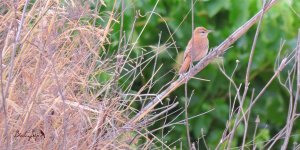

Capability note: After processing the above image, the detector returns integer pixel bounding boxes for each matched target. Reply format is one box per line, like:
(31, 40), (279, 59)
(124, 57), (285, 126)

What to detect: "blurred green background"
(99, 0), (300, 149)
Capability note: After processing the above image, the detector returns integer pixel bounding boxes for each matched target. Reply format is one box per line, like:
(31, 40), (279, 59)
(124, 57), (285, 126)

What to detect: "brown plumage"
(179, 27), (212, 74)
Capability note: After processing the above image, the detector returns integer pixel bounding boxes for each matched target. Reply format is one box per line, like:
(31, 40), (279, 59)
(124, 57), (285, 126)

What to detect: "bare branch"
(124, 0), (279, 127)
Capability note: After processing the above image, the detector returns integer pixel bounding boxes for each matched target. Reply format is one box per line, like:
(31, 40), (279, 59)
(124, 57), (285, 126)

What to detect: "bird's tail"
(179, 56), (191, 74)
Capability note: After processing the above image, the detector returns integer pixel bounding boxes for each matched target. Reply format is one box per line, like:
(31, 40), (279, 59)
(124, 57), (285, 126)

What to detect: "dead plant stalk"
(124, 0), (279, 128)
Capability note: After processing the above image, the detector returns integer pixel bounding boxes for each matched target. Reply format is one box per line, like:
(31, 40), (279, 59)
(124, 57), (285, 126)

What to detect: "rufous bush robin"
(179, 27), (212, 74)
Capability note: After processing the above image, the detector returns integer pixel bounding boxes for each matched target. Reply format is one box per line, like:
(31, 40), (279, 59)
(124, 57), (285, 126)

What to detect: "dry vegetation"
(0, 1), (132, 149)
(0, 0), (299, 149)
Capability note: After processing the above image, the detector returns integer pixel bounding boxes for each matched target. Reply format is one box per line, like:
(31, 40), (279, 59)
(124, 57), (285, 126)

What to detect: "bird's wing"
(183, 39), (193, 58)
(179, 54), (191, 74)
(179, 40), (193, 74)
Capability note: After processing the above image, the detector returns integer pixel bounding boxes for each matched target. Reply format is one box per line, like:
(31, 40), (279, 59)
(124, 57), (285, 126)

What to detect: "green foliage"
(105, 0), (300, 149)
(96, 71), (112, 84)
(256, 129), (271, 149)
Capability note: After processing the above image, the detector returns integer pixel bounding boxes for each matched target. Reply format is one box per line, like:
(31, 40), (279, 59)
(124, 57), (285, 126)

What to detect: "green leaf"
(193, 117), (213, 137)
(229, 0), (250, 28)
(255, 129), (270, 149)
(96, 71), (112, 84)
(205, 0), (229, 17)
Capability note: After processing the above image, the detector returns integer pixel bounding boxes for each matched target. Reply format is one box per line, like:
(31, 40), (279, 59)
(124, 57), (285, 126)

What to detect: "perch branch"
(124, 0), (278, 128)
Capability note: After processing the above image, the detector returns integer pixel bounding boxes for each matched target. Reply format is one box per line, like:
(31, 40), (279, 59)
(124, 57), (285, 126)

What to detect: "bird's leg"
(178, 71), (189, 83)
(184, 60), (193, 83)
(183, 72), (189, 83)
(208, 47), (214, 53)
(190, 62), (195, 69)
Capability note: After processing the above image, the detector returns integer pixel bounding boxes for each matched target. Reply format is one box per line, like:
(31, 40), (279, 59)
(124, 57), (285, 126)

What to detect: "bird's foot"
(179, 72), (190, 83)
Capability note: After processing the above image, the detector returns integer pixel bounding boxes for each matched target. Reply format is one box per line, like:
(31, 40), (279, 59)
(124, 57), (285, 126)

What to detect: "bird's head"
(194, 27), (212, 38)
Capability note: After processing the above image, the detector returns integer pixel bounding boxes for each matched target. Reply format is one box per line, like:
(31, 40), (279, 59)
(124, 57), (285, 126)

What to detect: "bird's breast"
(190, 38), (209, 61)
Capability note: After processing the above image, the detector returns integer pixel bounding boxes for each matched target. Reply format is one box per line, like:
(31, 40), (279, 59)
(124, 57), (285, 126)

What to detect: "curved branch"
(124, 0), (279, 128)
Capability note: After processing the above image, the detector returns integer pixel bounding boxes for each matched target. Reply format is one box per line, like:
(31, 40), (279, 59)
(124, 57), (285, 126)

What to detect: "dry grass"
(0, 1), (134, 149)
(1, 0), (299, 150)
(0, 0), (179, 149)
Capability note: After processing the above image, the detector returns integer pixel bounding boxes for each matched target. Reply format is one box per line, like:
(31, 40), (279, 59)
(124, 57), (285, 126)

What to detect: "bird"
(179, 27), (212, 74)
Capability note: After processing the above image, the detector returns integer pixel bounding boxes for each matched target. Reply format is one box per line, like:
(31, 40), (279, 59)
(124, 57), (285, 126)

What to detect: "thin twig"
(124, 0), (279, 128)
(184, 0), (195, 148)
(218, 58), (289, 148)
(4, 0), (30, 105)
(2, 1), (29, 149)
(252, 115), (260, 150)
(184, 83), (192, 149)
(50, 58), (67, 150)
(281, 29), (300, 150)
(227, 0), (267, 148)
